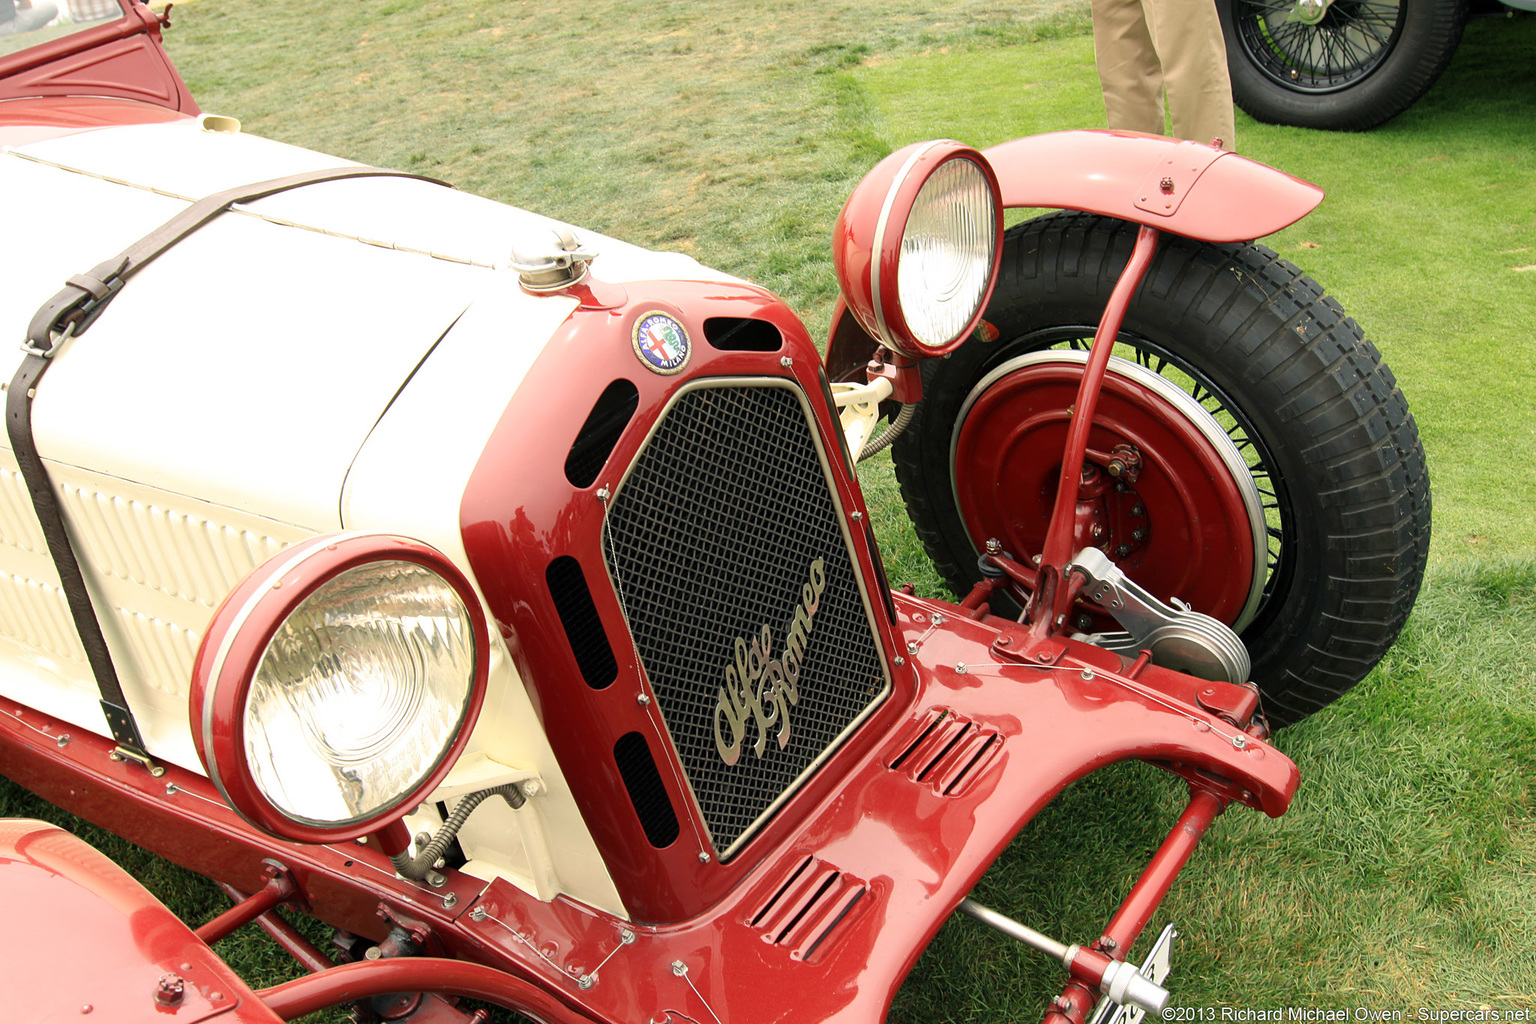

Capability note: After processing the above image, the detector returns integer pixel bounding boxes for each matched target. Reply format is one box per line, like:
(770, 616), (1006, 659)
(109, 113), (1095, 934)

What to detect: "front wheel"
(1216, 0), (1467, 131)
(892, 213), (1431, 726)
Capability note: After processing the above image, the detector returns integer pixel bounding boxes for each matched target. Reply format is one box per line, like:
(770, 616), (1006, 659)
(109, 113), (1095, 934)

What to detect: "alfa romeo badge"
(632, 312), (691, 375)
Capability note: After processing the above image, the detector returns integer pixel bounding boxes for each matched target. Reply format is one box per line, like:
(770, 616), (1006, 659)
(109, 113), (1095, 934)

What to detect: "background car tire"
(1217, 0), (1467, 131)
(892, 213), (1432, 726)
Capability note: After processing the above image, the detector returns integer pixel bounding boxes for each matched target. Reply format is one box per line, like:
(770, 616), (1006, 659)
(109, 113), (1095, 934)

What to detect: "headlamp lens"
(243, 560), (477, 826)
(896, 156), (997, 350)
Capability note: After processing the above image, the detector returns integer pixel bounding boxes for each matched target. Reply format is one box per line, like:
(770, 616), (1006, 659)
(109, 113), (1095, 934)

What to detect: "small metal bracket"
(1134, 141), (1226, 218)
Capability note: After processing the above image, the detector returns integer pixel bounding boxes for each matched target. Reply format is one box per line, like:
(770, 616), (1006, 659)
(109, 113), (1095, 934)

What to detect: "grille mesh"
(603, 382), (887, 854)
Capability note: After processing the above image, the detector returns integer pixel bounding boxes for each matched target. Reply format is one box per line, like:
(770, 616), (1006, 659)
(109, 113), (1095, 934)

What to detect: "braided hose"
(857, 403), (915, 462)
(390, 783), (526, 881)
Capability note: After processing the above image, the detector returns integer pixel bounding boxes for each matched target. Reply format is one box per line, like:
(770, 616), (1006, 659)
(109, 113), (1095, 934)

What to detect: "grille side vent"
(703, 317), (782, 352)
(887, 708), (1003, 797)
(614, 731), (680, 848)
(749, 855), (868, 963)
(565, 379), (639, 488)
(546, 556), (618, 689)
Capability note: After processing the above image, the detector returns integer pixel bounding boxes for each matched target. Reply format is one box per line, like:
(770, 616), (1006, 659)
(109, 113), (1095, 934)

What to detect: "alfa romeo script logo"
(632, 312), (691, 375)
(713, 558), (827, 766)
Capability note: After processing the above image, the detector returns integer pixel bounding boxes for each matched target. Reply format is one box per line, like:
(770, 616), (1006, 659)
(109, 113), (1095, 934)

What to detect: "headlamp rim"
(190, 531), (490, 844)
(834, 140), (1003, 359)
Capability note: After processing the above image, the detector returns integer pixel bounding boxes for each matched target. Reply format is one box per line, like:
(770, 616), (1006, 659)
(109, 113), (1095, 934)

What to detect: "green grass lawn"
(3, 1), (1535, 1019)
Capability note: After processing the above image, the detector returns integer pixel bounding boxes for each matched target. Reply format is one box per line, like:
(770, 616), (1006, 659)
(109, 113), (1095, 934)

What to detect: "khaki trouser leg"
(1144, 0), (1236, 148)
(1091, 0), (1166, 136)
(1091, 0), (1236, 150)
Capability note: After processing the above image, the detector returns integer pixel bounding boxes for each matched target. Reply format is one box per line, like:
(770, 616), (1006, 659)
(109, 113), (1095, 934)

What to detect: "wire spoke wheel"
(1217, 0), (1465, 130)
(1233, 0), (1405, 91)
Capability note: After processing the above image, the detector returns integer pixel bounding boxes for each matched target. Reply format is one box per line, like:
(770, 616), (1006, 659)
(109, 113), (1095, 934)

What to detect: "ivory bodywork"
(0, 115), (741, 917)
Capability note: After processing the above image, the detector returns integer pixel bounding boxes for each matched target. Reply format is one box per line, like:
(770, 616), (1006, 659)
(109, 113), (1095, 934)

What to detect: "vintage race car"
(0, 3), (1431, 1022)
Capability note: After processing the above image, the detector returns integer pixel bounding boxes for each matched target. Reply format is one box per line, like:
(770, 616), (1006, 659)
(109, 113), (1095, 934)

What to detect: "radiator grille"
(602, 381), (888, 856)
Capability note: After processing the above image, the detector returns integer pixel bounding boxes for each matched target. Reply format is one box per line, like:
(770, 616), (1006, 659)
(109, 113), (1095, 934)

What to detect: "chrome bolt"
(906, 642), (919, 655)
(365, 947), (383, 961)
(697, 851), (711, 864)
(596, 487), (611, 502)
(780, 356), (793, 368)
(414, 831), (433, 852)
(637, 693), (652, 707)
(672, 960), (689, 977)
(1132, 528), (1146, 541)
(893, 655), (906, 666)
(1031, 554), (1042, 565)
(955, 662), (968, 675)
(985, 538), (1002, 554)
(425, 870), (447, 888)
(1080, 668), (1095, 681)
(851, 511), (864, 521)
(154, 974), (185, 1007)
(620, 928), (636, 945)
(55, 733), (69, 747)
(442, 892), (458, 909)
(165, 782), (178, 796)
(471, 906), (488, 922)
(578, 974), (596, 990)
(1233, 734), (1249, 749)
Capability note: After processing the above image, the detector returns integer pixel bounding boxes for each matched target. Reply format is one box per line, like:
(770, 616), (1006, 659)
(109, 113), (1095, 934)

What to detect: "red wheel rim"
(952, 352), (1264, 626)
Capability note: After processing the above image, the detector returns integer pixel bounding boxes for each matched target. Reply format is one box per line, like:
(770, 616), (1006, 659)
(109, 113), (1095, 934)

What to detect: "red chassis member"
(0, 4), (1426, 1023)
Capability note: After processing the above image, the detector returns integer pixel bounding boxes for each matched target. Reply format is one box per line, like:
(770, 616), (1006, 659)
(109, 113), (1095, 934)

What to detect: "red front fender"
(981, 129), (1323, 244)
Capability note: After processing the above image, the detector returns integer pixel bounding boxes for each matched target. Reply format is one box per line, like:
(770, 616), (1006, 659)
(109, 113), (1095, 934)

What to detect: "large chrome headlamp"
(191, 533), (489, 843)
(833, 140), (1002, 358)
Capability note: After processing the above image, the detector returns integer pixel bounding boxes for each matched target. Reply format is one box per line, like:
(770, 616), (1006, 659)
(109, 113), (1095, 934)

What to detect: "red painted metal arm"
(1033, 224), (1160, 632)
(256, 958), (606, 1024)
